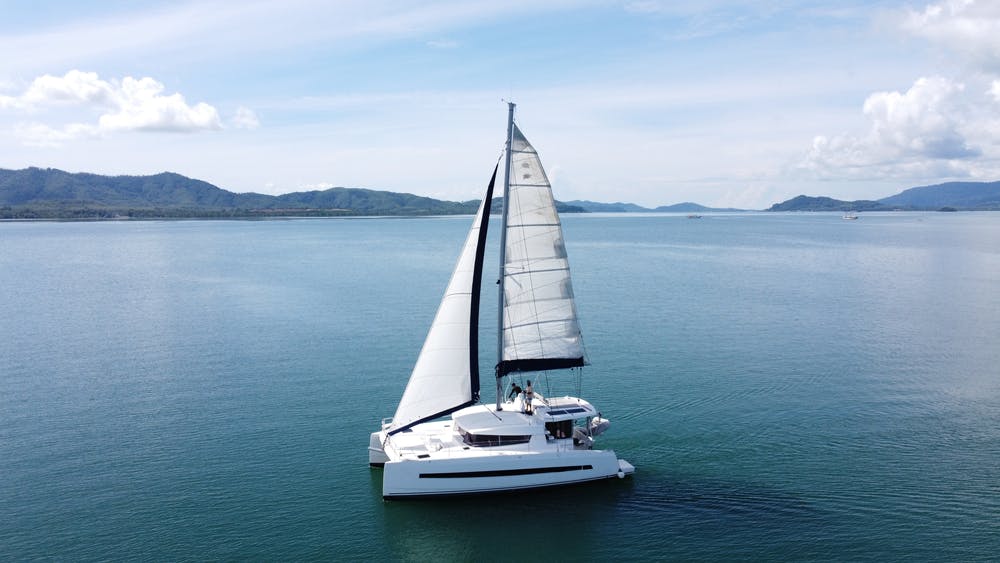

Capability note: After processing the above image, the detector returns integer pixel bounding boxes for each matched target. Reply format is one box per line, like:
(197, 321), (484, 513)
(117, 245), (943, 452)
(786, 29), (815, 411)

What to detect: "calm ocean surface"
(2, 212), (999, 561)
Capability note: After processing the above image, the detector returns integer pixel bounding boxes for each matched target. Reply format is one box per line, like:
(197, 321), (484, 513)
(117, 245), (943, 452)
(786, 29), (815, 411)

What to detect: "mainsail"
(497, 124), (586, 376)
(387, 167), (496, 435)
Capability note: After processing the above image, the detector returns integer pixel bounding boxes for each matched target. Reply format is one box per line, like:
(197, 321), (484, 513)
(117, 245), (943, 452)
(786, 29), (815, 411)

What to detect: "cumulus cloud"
(0, 70), (222, 145)
(900, 0), (1000, 71)
(822, 1), (1000, 182)
(1, 70), (115, 109)
(98, 76), (221, 132)
(801, 76), (991, 179)
(864, 77), (976, 159)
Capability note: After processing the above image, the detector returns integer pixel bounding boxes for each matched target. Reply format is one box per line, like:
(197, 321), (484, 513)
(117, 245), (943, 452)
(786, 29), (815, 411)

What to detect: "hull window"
(545, 420), (574, 439)
(420, 465), (594, 479)
(459, 429), (531, 447)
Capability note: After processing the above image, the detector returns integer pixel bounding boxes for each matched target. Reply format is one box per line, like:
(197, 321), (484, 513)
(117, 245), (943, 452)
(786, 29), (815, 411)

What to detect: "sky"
(1, 0), (999, 209)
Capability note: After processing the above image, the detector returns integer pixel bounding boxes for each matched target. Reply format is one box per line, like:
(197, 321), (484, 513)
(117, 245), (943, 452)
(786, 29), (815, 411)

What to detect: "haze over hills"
(2, 167), (999, 219)
(563, 200), (652, 213)
(768, 181), (1000, 211)
(877, 181), (1000, 209)
(565, 200), (744, 213)
(653, 202), (744, 213)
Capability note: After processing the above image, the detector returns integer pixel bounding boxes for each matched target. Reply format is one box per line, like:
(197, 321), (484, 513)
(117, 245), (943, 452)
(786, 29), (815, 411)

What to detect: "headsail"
(497, 124), (586, 376)
(387, 166), (496, 435)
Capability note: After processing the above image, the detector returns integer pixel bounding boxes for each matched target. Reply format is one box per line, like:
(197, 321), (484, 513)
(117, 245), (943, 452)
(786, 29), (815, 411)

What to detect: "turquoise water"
(2, 213), (999, 560)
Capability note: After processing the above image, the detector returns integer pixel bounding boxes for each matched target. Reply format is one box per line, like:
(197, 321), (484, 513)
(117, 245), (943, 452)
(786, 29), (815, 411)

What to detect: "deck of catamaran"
(370, 392), (633, 498)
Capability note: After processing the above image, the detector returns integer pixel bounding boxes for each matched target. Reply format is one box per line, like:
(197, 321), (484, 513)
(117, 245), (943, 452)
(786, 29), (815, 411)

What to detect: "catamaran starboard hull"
(380, 449), (633, 498)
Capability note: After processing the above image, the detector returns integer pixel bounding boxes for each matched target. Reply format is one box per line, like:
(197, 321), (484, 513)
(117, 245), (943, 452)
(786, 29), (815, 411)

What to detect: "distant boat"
(842, 212), (859, 220)
(368, 103), (634, 498)
(687, 214), (702, 219)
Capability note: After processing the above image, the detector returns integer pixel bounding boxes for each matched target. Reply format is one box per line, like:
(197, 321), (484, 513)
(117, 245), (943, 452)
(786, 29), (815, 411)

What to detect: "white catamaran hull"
(381, 449), (628, 498)
(370, 399), (634, 499)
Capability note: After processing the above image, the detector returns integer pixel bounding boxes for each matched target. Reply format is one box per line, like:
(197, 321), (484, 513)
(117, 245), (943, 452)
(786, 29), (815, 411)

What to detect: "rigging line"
(488, 399), (504, 422)
(505, 222), (560, 228)
(505, 267), (571, 277)
(504, 318), (578, 331)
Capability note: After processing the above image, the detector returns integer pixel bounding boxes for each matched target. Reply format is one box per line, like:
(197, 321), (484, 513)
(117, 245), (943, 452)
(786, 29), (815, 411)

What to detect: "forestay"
(498, 124), (586, 376)
(388, 168), (496, 435)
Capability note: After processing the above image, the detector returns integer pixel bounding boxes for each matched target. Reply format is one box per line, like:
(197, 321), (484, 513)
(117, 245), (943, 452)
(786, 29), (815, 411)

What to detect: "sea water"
(1, 213), (998, 561)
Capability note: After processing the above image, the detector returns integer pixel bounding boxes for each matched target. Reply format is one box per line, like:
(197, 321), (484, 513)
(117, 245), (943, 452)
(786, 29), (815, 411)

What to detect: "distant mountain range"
(564, 200), (743, 213)
(767, 181), (1000, 211)
(0, 167), (710, 219)
(0, 167), (595, 219)
(0, 167), (479, 218)
(2, 167), (998, 219)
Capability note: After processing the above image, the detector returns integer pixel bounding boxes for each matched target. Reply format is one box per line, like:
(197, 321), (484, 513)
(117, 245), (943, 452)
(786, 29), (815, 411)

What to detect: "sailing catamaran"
(368, 103), (634, 498)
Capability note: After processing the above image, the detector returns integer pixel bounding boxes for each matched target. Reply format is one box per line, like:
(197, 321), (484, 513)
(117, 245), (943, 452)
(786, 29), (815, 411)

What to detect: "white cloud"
(800, 76), (990, 180)
(990, 80), (1000, 102)
(900, 0), (1000, 71)
(14, 122), (99, 148)
(20, 70), (117, 108)
(231, 106), (260, 129)
(863, 76), (975, 159)
(0, 70), (222, 145)
(0, 1), (589, 77)
(98, 76), (221, 132)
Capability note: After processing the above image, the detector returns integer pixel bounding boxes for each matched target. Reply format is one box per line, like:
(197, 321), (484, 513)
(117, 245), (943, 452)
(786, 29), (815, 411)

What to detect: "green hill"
(564, 200), (652, 212)
(878, 181), (1000, 209)
(272, 187), (475, 215)
(0, 167), (594, 219)
(0, 167), (481, 219)
(767, 196), (886, 212)
(654, 202), (744, 212)
(768, 181), (1000, 211)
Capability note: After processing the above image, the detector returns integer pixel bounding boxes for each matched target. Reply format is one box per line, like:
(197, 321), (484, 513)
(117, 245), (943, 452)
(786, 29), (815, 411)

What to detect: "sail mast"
(496, 101), (515, 411)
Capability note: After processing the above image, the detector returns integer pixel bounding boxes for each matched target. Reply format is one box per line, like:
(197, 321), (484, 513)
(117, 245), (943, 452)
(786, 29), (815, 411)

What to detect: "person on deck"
(524, 380), (534, 414)
(508, 382), (523, 401)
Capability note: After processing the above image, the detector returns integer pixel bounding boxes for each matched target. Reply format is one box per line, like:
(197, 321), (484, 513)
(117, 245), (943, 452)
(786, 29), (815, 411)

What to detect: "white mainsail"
(387, 169), (495, 434)
(498, 124), (586, 375)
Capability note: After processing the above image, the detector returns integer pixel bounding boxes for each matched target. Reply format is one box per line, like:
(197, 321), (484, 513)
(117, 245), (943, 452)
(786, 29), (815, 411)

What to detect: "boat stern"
(617, 459), (635, 478)
(369, 431), (389, 467)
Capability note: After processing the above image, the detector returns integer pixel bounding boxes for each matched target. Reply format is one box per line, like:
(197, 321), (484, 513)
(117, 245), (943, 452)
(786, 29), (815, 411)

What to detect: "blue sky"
(2, 0), (999, 209)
